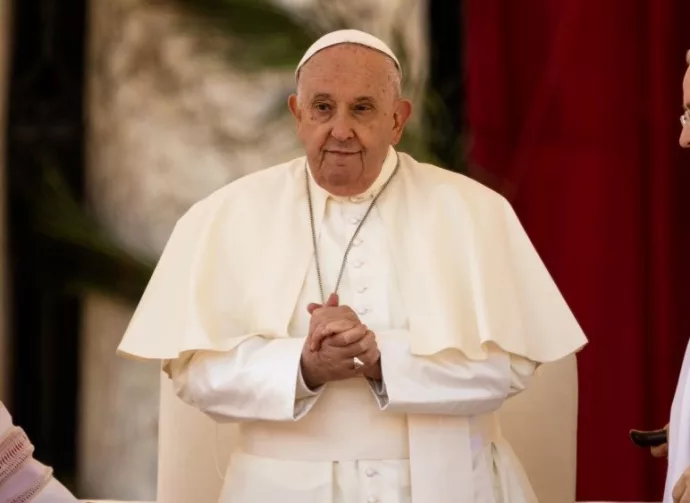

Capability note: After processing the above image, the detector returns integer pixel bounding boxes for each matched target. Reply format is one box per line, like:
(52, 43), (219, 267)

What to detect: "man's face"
(681, 61), (690, 148)
(288, 44), (412, 196)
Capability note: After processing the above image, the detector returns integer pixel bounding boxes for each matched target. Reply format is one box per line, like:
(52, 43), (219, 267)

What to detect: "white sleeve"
(367, 331), (537, 415)
(166, 336), (324, 423)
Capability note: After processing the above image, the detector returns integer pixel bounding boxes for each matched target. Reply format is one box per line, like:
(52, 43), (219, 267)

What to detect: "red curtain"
(464, 0), (690, 500)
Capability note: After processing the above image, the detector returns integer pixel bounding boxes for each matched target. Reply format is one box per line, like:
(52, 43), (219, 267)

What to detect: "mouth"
(325, 150), (359, 157)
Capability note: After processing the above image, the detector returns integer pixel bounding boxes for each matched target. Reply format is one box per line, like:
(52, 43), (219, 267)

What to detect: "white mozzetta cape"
(117, 150), (587, 366)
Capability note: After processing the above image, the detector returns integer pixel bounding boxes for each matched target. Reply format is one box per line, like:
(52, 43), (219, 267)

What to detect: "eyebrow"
(309, 93), (378, 103)
(311, 93), (332, 102)
(353, 96), (377, 104)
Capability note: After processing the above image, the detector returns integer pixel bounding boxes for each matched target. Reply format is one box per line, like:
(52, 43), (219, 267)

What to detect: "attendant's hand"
(673, 466), (690, 503)
(651, 424), (670, 458)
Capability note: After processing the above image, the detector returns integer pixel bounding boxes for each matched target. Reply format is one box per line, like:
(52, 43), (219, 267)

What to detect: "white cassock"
(0, 401), (79, 503)
(118, 147), (588, 503)
(665, 340), (690, 502)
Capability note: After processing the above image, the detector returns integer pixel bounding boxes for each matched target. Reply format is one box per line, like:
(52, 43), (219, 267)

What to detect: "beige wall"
(0, 0), (12, 403)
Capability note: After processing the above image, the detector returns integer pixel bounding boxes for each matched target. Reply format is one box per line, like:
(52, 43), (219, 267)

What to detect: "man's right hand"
(300, 322), (372, 388)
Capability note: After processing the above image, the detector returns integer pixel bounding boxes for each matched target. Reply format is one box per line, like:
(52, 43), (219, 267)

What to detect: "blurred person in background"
(0, 401), (78, 502)
(117, 29), (587, 503)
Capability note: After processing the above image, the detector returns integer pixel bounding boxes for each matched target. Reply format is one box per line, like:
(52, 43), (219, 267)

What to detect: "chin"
(325, 171), (355, 188)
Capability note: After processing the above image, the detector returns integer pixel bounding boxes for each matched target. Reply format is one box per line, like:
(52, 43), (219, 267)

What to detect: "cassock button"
(365, 468), (377, 477)
(357, 286), (368, 293)
(367, 497), (379, 503)
(350, 217), (361, 225)
(353, 260), (364, 268)
(357, 307), (369, 315)
(353, 238), (363, 246)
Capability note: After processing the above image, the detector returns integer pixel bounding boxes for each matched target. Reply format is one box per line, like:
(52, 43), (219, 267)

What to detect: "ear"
(288, 94), (301, 122)
(391, 98), (413, 145)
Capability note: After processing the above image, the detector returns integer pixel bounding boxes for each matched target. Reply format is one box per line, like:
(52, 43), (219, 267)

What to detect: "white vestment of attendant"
(117, 147), (588, 503)
(665, 340), (690, 502)
(0, 401), (78, 503)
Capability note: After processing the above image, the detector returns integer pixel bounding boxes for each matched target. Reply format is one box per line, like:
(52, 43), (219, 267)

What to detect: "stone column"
(80, 0), (428, 499)
(0, 0), (12, 403)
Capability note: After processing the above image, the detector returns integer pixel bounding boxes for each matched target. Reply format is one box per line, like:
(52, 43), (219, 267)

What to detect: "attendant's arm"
(167, 336), (324, 423)
(366, 331), (536, 416)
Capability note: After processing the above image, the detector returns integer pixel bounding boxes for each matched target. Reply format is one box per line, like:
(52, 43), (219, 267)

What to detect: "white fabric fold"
(117, 149), (587, 365)
(665, 339), (690, 502)
(367, 335), (535, 415)
(168, 337), (321, 422)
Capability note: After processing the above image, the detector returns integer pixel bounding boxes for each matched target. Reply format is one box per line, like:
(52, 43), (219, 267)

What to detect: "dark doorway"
(427, 0), (465, 171)
(5, 0), (87, 490)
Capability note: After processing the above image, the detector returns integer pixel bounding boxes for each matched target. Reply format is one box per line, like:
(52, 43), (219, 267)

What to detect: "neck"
(321, 175), (380, 197)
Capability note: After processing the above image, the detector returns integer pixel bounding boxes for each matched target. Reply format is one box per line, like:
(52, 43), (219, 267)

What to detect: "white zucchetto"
(295, 29), (401, 78)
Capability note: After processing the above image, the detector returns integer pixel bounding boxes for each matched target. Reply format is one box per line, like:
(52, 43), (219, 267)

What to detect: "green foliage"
(28, 160), (155, 303)
(148, 0), (319, 70)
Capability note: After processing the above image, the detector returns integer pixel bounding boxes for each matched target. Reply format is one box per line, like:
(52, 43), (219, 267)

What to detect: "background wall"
(0, 0), (11, 404)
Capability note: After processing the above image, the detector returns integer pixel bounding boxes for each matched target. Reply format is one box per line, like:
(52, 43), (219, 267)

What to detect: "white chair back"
(156, 374), (233, 503)
(498, 354), (580, 503)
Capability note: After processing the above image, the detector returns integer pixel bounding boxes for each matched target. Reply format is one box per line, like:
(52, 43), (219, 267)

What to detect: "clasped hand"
(300, 293), (381, 389)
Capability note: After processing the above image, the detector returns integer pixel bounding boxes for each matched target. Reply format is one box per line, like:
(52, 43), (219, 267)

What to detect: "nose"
(330, 111), (355, 142)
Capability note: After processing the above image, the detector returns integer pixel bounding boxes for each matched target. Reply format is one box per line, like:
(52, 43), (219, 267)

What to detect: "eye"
(353, 104), (373, 112)
(314, 102), (332, 112)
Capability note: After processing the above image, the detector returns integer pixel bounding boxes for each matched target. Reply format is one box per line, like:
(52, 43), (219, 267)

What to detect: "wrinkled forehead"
(298, 45), (400, 100)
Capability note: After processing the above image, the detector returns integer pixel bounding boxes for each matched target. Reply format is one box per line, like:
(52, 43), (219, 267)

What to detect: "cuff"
(365, 337), (410, 410)
(295, 364), (324, 400)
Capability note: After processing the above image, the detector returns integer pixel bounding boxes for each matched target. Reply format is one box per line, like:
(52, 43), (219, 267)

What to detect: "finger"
(323, 323), (366, 345)
(311, 319), (354, 350)
(326, 320), (369, 348)
(338, 331), (376, 358)
(310, 327), (333, 351)
(326, 293), (339, 306)
(358, 345), (381, 366)
(307, 302), (322, 315)
(306, 292), (339, 316)
(310, 320), (336, 350)
(651, 443), (668, 458)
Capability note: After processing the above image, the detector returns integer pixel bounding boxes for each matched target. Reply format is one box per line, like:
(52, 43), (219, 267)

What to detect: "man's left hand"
(673, 467), (690, 503)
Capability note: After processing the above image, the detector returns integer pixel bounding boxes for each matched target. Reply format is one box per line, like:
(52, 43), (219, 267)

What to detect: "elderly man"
(663, 48), (690, 503)
(118, 29), (587, 503)
(0, 401), (78, 502)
